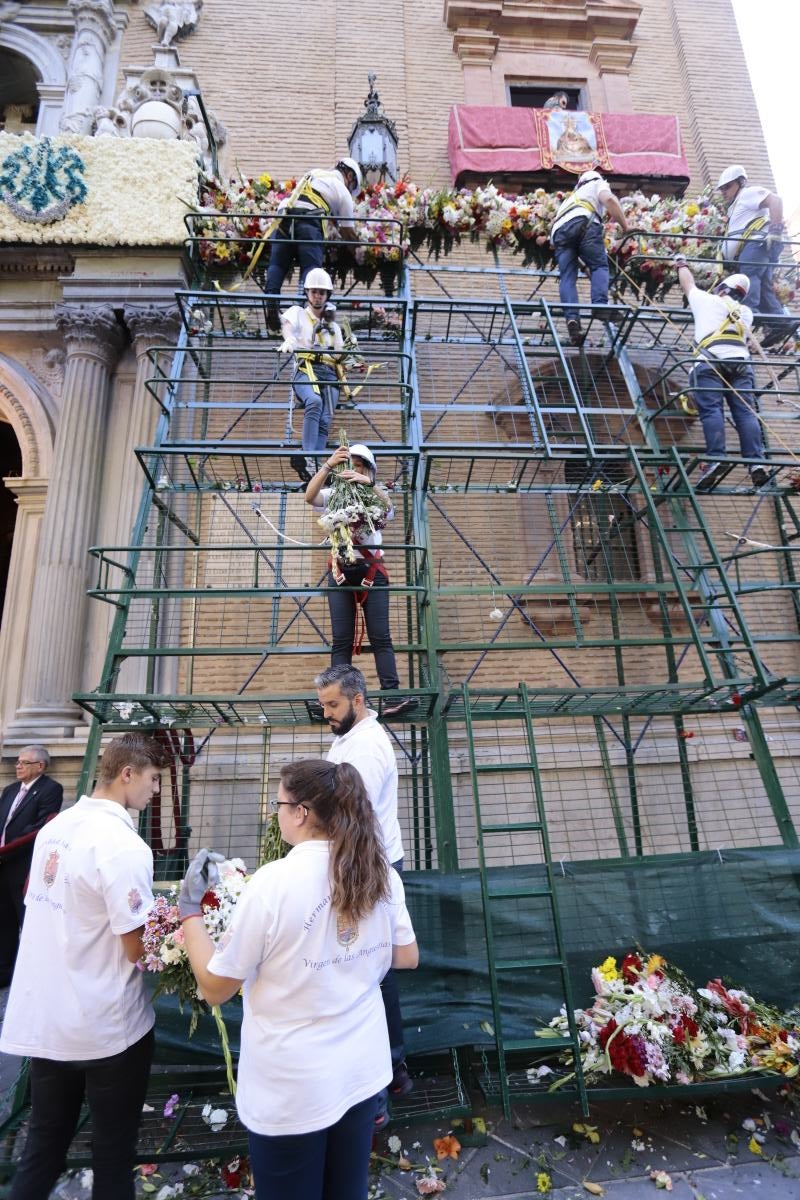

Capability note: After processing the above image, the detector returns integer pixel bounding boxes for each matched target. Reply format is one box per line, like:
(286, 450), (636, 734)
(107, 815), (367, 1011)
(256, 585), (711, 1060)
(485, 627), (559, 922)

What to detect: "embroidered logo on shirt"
(336, 913), (359, 948)
(127, 887), (144, 914)
(43, 849), (60, 888)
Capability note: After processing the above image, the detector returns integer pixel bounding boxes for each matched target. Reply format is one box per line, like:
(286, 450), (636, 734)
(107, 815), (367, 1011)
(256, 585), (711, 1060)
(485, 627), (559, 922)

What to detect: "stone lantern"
(347, 73), (399, 184)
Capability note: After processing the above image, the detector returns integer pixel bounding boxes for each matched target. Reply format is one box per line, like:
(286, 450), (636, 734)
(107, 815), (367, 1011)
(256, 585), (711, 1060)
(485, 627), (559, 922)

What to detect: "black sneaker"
(695, 462), (724, 492)
(382, 697), (419, 719)
(290, 455), (312, 483)
(266, 303), (281, 335)
(389, 1061), (414, 1097)
(566, 319), (584, 347)
(750, 467), (769, 488)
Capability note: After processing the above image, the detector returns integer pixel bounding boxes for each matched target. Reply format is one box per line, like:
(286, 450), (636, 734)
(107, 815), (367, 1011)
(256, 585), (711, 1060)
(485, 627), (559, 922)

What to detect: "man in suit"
(0, 745), (63, 986)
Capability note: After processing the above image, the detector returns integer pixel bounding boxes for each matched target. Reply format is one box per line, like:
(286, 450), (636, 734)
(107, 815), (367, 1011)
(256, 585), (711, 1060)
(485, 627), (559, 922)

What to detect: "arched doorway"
(0, 420), (22, 627)
(0, 47), (40, 132)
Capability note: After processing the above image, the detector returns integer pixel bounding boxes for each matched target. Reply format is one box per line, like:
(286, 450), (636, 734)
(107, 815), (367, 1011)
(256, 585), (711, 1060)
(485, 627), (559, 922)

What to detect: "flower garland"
(140, 857), (248, 1092)
(540, 949), (799, 1089)
(191, 172), (796, 305)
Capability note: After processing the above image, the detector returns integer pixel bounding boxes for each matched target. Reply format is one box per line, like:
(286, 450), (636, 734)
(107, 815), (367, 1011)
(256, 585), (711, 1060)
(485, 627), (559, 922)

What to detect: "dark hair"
(313, 663), (367, 700)
(280, 758), (390, 921)
(97, 734), (166, 783)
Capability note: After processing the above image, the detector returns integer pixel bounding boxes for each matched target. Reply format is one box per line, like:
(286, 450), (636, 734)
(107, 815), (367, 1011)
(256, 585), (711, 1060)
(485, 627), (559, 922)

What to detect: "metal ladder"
(463, 682), (589, 1117)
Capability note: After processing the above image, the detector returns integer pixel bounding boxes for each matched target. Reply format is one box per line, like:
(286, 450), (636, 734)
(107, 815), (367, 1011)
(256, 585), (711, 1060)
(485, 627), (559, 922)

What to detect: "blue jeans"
(732, 238), (784, 317)
(263, 212), (325, 296)
(552, 217), (609, 321)
(248, 1093), (379, 1200)
(293, 364), (339, 453)
(9, 1029), (154, 1200)
(690, 360), (763, 460)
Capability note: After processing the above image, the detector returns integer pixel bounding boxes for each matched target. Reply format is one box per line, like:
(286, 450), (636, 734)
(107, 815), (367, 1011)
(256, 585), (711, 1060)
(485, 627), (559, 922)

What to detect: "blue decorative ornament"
(0, 138), (87, 224)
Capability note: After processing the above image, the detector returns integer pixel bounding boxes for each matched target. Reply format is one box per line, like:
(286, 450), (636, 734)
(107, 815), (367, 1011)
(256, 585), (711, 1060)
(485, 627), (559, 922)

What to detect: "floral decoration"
(0, 133), (198, 245)
(540, 949), (799, 1088)
(190, 171), (796, 304)
(140, 857), (248, 1092)
(318, 430), (391, 565)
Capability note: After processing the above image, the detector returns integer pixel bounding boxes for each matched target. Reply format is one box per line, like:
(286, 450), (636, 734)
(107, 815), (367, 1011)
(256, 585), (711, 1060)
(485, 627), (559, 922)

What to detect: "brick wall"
(118, 0), (774, 194)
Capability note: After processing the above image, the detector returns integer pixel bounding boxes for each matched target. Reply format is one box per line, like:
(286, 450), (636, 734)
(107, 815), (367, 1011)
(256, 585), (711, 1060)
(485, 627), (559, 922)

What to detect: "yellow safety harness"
(695, 296), (748, 359)
(714, 212), (769, 281)
(215, 173), (332, 293)
(551, 192), (597, 236)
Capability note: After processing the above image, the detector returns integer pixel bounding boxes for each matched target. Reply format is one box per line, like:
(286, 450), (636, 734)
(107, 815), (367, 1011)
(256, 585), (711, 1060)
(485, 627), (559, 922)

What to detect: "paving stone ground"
(2, 984), (799, 1198)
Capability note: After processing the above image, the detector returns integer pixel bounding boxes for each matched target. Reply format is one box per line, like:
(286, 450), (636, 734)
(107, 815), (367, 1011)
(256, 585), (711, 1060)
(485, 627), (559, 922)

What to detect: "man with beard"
(314, 663), (413, 1123)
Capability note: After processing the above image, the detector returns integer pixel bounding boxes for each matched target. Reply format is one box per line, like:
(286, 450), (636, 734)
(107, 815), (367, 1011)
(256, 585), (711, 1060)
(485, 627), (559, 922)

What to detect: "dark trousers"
(9, 1029), (154, 1200)
(327, 566), (400, 690)
(0, 862), (26, 984)
(263, 213), (324, 296)
(248, 1092), (378, 1200)
(382, 857), (406, 1068)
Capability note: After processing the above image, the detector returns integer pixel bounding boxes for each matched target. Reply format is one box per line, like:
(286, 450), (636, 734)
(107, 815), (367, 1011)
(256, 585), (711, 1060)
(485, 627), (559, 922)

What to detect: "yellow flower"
(645, 953), (665, 975)
(591, 479), (605, 493)
(748, 1136), (763, 1156)
(257, 173), (273, 187)
(685, 203), (699, 217)
(597, 956), (619, 980)
(537, 1171), (552, 1192)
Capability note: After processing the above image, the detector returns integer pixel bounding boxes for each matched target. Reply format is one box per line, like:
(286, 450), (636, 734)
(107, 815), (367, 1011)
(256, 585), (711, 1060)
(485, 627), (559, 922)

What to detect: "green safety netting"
(152, 846), (800, 1065)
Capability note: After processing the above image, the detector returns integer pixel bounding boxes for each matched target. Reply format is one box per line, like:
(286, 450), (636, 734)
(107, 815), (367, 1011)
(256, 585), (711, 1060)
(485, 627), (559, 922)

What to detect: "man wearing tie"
(0, 745), (63, 986)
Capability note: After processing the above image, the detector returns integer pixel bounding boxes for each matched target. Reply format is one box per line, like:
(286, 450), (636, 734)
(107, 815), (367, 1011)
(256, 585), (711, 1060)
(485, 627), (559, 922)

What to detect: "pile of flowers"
(541, 949), (799, 1089)
(317, 431), (391, 564)
(140, 857), (249, 1091)
(189, 171), (797, 306)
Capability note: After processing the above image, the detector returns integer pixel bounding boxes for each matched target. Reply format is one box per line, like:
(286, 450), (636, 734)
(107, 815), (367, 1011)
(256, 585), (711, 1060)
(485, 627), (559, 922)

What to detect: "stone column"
(9, 305), (123, 738)
(60, 0), (116, 135)
(119, 303), (182, 547)
(0, 480), (48, 738)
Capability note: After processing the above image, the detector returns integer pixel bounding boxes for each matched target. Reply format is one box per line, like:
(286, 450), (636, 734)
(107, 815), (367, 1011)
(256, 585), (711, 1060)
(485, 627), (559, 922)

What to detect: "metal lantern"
(348, 73), (399, 183)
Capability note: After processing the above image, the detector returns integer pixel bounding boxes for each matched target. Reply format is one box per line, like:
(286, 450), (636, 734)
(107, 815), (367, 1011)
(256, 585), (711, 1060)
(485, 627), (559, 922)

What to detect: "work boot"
(695, 462), (724, 492)
(566, 319), (584, 347)
(290, 455), (312, 483)
(266, 302), (281, 335)
(750, 466), (769, 489)
(382, 697), (419, 719)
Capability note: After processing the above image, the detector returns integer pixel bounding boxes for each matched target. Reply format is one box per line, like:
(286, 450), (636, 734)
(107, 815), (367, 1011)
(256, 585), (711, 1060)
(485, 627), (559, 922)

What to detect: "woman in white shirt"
(180, 759), (419, 1200)
(305, 443), (418, 719)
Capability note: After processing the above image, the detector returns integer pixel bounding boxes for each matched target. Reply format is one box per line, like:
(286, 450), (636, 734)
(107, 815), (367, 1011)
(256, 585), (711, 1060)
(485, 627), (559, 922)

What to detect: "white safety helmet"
(717, 164), (747, 189)
(304, 267), (334, 294)
(348, 443), (376, 470)
(719, 273), (750, 299)
(577, 169), (602, 185)
(336, 157), (363, 195)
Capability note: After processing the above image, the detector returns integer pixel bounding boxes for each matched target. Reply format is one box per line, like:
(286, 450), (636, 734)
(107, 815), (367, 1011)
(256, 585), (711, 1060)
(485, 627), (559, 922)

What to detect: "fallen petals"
(387, 1135), (402, 1155)
(416, 1171), (447, 1195)
(748, 1135), (763, 1156)
(582, 1183), (605, 1196)
(650, 1170), (673, 1190)
(574, 1122), (601, 1144)
(433, 1134), (462, 1160)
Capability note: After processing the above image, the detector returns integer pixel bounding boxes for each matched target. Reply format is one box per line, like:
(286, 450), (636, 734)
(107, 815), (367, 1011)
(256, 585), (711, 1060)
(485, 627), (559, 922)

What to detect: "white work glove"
(178, 848), (225, 920)
(673, 254), (688, 267)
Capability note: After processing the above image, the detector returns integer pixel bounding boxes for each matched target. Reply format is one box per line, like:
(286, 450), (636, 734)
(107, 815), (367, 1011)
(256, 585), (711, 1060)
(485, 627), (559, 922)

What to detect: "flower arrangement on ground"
(140, 857), (248, 1091)
(540, 949), (799, 1089)
(317, 431), (391, 564)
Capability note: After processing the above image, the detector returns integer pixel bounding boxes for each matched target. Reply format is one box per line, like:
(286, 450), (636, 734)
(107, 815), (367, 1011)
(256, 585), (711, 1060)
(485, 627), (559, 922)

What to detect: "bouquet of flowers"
(140, 858), (248, 1092)
(541, 949), (799, 1089)
(317, 432), (391, 565)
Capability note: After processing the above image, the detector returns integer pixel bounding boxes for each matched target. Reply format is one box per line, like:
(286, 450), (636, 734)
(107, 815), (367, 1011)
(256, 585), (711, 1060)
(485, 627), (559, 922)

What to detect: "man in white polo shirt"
(0, 733), (165, 1200)
(315, 663), (413, 1121)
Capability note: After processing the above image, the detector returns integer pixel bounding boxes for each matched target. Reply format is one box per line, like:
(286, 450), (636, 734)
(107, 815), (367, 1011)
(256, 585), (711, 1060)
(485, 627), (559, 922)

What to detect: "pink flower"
(164, 1093), (179, 1118)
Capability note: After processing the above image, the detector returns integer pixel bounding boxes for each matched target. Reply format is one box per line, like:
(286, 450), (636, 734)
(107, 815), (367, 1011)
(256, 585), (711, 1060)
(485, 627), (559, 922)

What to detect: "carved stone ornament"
(124, 302), (182, 349)
(144, 0), (203, 47)
(0, 138), (88, 224)
(54, 303), (124, 368)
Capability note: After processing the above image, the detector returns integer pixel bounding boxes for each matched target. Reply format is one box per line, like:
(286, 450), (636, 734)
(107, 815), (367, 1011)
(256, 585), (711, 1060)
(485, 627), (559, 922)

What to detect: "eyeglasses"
(16, 759), (42, 767)
(267, 798), (307, 815)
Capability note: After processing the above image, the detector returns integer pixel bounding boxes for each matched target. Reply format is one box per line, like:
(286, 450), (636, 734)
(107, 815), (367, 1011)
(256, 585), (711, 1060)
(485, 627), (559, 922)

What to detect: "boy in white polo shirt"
(0, 733), (165, 1200)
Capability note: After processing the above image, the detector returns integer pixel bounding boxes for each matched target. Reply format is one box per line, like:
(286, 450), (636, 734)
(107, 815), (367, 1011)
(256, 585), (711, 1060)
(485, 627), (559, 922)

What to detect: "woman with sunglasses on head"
(179, 759), (418, 1200)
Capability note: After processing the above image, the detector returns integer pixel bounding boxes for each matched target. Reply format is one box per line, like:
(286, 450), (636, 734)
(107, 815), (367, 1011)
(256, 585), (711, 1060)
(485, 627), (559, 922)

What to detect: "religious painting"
(535, 109), (612, 174)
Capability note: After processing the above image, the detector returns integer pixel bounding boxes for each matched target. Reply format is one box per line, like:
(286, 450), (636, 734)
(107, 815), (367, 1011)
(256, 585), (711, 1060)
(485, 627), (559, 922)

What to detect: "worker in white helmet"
(262, 159), (363, 332)
(674, 254), (767, 490)
(280, 268), (346, 483)
(716, 165), (792, 345)
(550, 167), (629, 345)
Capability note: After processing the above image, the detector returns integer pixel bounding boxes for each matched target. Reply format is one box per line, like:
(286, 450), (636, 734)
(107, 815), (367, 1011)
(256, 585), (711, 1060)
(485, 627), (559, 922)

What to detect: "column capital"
(54, 303), (124, 370)
(589, 37), (638, 75)
(123, 303), (182, 354)
(67, 0), (117, 43)
(2, 477), (49, 510)
(452, 28), (499, 64)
